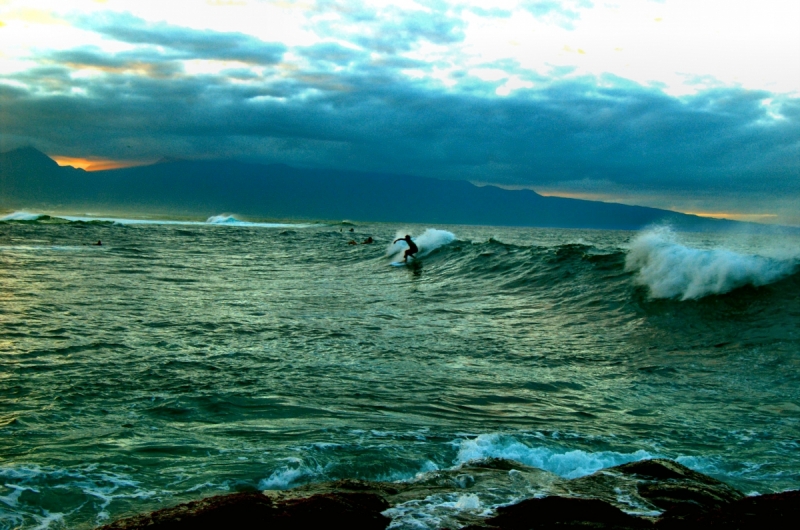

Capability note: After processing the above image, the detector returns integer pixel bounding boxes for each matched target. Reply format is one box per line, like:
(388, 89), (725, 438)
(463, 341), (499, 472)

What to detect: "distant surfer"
(393, 235), (418, 262)
(94, 240), (102, 246)
(362, 237), (374, 244)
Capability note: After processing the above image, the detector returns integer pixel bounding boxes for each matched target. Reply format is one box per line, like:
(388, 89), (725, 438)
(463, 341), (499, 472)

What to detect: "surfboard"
(390, 261), (407, 267)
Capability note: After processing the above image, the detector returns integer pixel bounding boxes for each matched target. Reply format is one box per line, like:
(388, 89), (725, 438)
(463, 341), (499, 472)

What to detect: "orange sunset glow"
(52, 156), (145, 171)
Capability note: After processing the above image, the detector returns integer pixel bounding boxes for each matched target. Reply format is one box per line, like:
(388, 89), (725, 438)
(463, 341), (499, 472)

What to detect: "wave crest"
(387, 228), (456, 261)
(625, 228), (797, 300)
(206, 214), (241, 224)
(0, 211), (43, 222)
(456, 434), (653, 479)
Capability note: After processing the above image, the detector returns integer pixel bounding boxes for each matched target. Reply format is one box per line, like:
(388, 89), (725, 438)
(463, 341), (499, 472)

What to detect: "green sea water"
(1, 214), (799, 529)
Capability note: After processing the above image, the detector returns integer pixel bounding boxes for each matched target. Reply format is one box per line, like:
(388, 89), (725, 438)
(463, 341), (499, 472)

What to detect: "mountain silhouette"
(1, 147), (742, 231)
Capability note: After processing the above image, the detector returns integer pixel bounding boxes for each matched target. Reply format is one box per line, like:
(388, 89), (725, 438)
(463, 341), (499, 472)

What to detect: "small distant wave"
(386, 228), (456, 262)
(205, 214), (307, 228)
(0, 211), (310, 228)
(625, 227), (798, 300)
(206, 214), (241, 224)
(456, 434), (653, 480)
(0, 211), (111, 225)
(0, 211), (42, 222)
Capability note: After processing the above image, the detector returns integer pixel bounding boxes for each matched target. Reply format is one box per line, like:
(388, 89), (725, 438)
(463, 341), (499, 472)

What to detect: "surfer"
(393, 235), (418, 262)
(94, 240), (102, 246)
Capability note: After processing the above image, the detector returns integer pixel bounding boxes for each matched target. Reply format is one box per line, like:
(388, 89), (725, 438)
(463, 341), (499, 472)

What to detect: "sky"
(0, 0), (798, 224)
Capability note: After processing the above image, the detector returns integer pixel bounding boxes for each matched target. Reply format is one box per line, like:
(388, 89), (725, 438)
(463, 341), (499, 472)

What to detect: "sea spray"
(625, 227), (797, 300)
(386, 228), (456, 262)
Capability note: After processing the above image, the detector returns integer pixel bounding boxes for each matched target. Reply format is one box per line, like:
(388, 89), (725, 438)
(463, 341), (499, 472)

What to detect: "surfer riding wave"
(394, 235), (418, 263)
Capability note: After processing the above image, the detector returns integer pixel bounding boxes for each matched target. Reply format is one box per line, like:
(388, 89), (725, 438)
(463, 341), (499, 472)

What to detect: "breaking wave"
(456, 434), (653, 479)
(386, 228), (456, 262)
(625, 228), (798, 300)
(0, 211), (42, 222)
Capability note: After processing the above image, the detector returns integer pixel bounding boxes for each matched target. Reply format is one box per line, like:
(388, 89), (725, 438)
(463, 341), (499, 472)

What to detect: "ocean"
(1, 212), (799, 529)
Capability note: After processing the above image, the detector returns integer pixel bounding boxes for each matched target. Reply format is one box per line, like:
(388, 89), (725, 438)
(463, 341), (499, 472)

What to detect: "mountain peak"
(0, 146), (59, 169)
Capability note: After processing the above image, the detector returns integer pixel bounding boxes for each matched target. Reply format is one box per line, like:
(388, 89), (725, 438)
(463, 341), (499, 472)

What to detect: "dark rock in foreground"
(469, 496), (653, 529)
(656, 490), (800, 530)
(97, 459), (799, 530)
(98, 491), (390, 530)
(615, 459), (743, 520)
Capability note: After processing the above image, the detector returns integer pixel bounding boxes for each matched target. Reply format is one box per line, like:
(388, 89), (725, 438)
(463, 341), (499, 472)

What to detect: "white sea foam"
(29, 510), (65, 530)
(0, 464), (155, 529)
(456, 434), (652, 479)
(387, 228), (456, 262)
(625, 227), (797, 300)
(384, 492), (492, 530)
(455, 493), (482, 510)
(258, 458), (323, 490)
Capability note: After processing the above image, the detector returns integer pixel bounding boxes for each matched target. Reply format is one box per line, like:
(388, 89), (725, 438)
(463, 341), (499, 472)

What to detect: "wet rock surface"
(97, 459), (798, 530)
(655, 489), (800, 529)
(97, 491), (391, 530)
(465, 496), (654, 529)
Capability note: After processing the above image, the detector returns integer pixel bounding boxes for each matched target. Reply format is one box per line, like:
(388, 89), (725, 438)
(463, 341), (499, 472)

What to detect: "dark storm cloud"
(75, 12), (286, 65)
(1, 38), (797, 211)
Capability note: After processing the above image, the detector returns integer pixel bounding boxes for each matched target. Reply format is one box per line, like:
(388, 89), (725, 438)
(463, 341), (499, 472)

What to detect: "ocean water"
(1, 213), (799, 529)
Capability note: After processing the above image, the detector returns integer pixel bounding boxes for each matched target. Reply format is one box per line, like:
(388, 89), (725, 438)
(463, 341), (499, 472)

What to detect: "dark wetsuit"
(395, 236), (418, 261)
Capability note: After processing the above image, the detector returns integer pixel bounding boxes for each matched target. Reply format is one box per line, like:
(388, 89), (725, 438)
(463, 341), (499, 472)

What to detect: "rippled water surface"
(1, 217), (799, 529)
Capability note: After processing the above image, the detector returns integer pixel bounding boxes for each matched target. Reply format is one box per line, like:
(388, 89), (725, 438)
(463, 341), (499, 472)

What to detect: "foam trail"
(456, 434), (652, 479)
(387, 229), (456, 262)
(625, 227), (797, 300)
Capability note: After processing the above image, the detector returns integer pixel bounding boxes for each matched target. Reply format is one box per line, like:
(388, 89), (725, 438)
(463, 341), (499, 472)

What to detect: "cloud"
(306, 0), (466, 54)
(3, 46), (797, 197)
(519, 0), (592, 28)
(1, 3), (798, 223)
(47, 47), (184, 77)
(75, 12), (286, 65)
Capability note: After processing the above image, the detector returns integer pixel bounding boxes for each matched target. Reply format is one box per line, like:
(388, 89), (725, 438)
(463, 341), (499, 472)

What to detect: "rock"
(473, 496), (653, 529)
(96, 459), (795, 530)
(615, 459), (744, 518)
(98, 492), (274, 530)
(273, 493), (391, 529)
(97, 491), (390, 530)
(656, 490), (800, 529)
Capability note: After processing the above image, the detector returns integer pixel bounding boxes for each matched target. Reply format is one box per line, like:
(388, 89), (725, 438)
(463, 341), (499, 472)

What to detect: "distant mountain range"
(0, 146), (746, 231)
